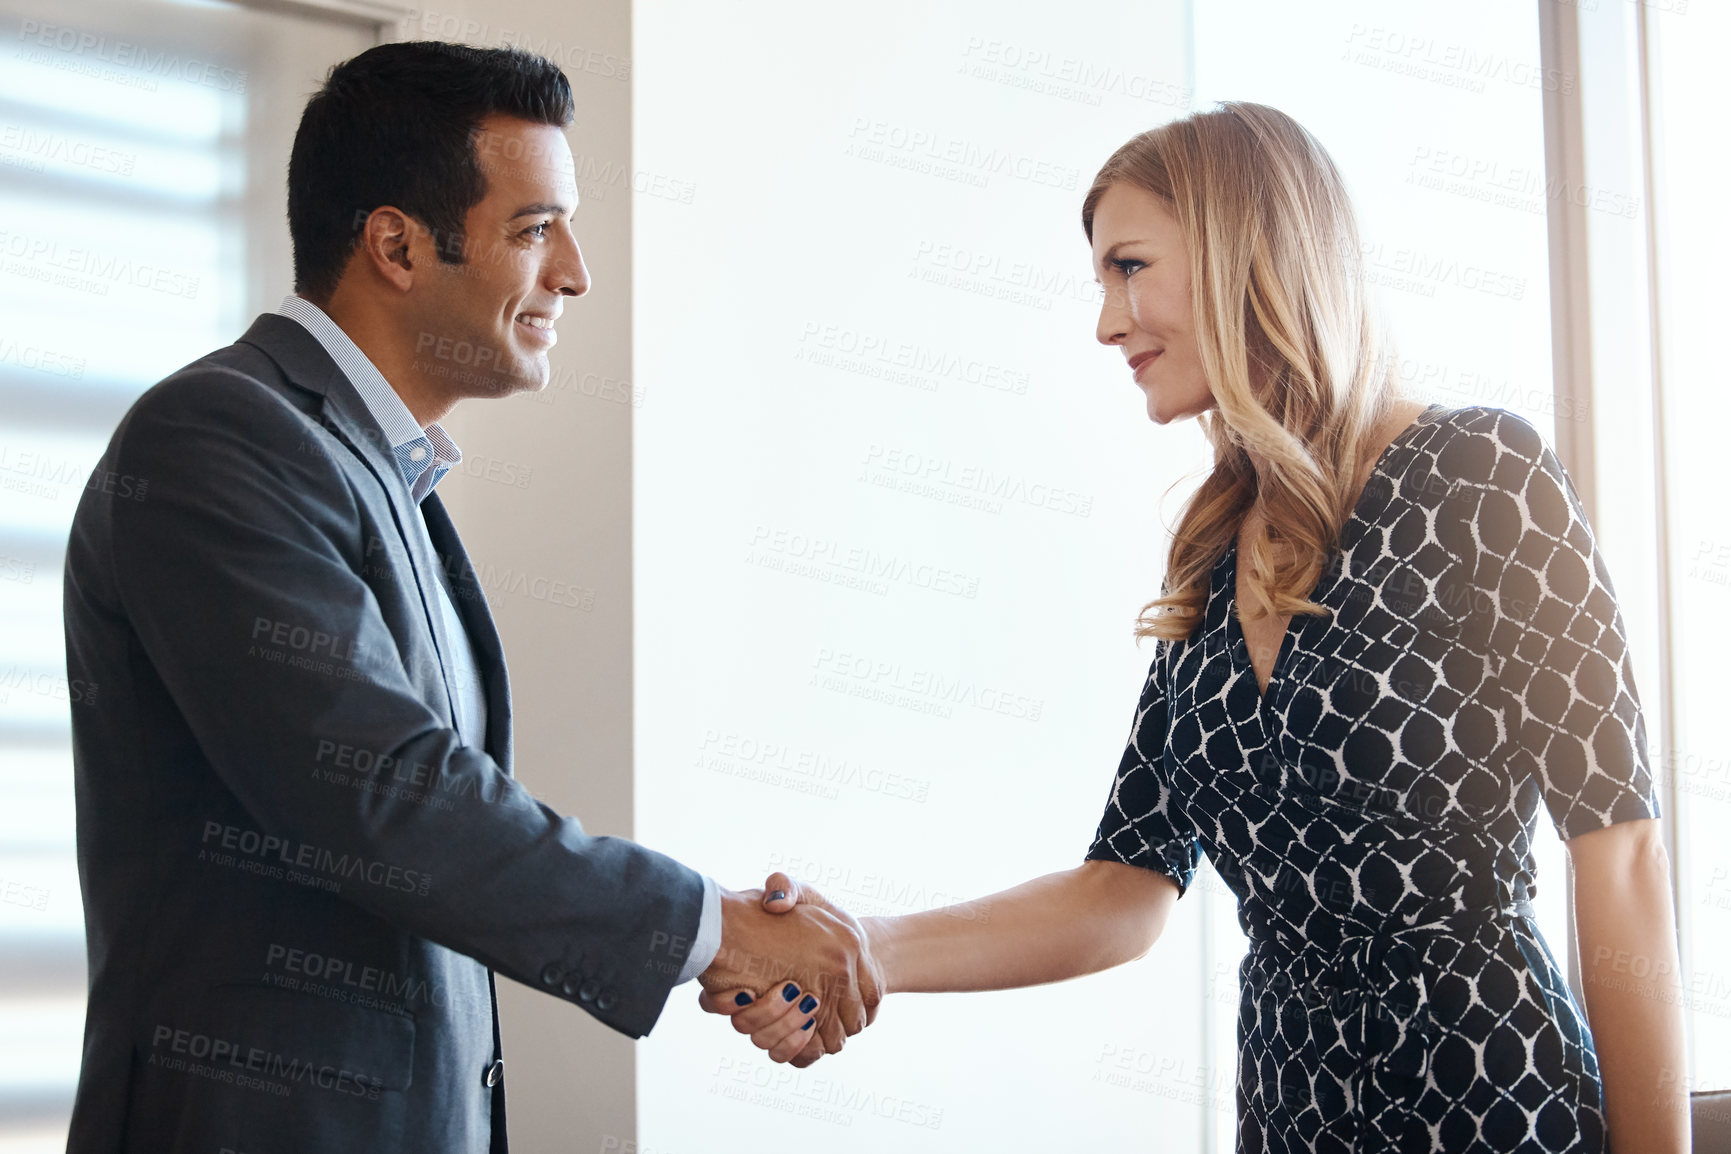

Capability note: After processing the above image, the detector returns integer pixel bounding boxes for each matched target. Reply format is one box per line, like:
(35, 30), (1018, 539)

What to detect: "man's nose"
(551, 239), (590, 297)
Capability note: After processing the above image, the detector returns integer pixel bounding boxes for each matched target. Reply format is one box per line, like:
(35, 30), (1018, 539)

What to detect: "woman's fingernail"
(768, 890), (787, 902)
(801, 1018), (814, 1031)
(734, 992), (753, 1007)
(798, 994), (818, 1013)
(782, 983), (799, 1002)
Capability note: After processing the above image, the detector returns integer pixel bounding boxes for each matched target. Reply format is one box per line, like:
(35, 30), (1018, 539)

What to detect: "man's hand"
(698, 871), (879, 1066)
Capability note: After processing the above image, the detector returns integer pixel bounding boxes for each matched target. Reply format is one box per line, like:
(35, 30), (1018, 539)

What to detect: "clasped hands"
(696, 871), (878, 1068)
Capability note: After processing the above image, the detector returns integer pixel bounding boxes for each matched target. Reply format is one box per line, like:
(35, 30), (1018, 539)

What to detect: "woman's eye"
(1112, 258), (1145, 277)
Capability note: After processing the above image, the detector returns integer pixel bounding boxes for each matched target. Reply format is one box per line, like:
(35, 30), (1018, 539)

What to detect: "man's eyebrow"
(508, 202), (573, 220)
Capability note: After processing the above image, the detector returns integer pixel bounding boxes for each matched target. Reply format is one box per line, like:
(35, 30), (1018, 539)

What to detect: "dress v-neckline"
(1224, 404), (1442, 707)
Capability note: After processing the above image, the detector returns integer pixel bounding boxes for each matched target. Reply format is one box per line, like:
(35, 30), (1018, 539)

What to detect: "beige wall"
(388, 2), (641, 1149)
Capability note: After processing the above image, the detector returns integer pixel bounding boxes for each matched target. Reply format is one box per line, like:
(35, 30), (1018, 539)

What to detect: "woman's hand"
(698, 871), (849, 1067)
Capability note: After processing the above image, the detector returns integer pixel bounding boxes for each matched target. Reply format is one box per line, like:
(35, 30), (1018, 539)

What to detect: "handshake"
(695, 870), (881, 1069)
(686, 858), (1166, 1066)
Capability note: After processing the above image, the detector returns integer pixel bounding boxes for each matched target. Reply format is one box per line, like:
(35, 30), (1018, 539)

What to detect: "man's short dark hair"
(287, 41), (575, 301)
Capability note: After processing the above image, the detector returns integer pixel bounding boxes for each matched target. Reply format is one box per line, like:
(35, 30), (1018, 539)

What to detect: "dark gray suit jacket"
(61, 314), (704, 1153)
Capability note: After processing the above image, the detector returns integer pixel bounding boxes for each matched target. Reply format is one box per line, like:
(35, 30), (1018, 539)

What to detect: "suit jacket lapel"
(235, 315), (463, 730)
(420, 493), (514, 774)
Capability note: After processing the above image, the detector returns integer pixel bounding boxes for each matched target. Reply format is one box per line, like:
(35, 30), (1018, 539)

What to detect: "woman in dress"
(706, 102), (1688, 1153)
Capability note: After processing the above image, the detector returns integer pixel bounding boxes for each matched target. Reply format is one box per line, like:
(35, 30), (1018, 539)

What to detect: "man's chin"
(443, 361), (546, 402)
(514, 356), (551, 391)
(493, 352), (551, 396)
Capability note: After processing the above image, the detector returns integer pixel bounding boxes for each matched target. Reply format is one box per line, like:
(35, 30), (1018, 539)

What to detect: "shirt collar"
(275, 295), (462, 502)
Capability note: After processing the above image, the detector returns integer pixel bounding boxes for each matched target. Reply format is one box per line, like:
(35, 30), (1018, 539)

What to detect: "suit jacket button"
(578, 979), (601, 1003)
(484, 1059), (504, 1088)
(561, 975), (582, 998)
(541, 964), (563, 987)
(596, 990), (617, 1011)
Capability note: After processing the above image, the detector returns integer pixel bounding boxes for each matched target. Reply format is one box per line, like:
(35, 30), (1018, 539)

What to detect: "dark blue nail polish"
(801, 1018), (814, 1031)
(734, 992), (753, 1007)
(768, 890), (787, 902)
(782, 983), (799, 1002)
(799, 994), (818, 1013)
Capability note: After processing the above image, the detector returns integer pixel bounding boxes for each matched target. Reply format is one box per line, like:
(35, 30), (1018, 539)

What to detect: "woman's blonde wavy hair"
(1083, 102), (1404, 644)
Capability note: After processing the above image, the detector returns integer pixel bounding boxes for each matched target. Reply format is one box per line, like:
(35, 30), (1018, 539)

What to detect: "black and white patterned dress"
(1086, 404), (1659, 1153)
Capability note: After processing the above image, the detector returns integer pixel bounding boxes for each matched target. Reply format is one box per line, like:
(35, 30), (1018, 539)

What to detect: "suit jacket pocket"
(199, 980), (417, 1095)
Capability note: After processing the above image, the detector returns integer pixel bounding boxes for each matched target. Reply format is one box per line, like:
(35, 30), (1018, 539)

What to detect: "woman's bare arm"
(864, 859), (1180, 994)
(1570, 817), (1689, 1153)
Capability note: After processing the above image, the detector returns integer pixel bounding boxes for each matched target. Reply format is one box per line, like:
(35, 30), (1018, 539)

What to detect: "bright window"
(0, 2), (369, 1147)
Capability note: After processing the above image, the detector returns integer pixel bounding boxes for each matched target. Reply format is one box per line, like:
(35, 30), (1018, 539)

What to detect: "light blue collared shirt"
(276, 296), (720, 986)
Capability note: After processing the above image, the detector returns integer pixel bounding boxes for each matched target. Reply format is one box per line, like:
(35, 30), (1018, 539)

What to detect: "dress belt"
(1245, 898), (1538, 1147)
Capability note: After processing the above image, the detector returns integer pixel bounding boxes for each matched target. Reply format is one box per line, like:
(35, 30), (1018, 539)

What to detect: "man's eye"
(526, 222), (551, 239)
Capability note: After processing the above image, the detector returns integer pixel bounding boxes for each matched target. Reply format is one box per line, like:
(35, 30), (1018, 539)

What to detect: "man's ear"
(357, 206), (420, 293)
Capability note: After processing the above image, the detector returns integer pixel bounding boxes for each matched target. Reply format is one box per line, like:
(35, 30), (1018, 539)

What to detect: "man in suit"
(60, 42), (872, 1153)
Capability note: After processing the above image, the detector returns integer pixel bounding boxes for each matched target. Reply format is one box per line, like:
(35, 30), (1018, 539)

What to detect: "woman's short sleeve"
(1084, 640), (1200, 894)
(1449, 408), (1660, 839)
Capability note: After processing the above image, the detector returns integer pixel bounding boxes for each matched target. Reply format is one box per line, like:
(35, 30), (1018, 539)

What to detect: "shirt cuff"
(675, 874), (722, 985)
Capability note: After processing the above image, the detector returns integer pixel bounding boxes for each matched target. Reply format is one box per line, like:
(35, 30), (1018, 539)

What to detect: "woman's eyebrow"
(1094, 239), (1152, 282)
